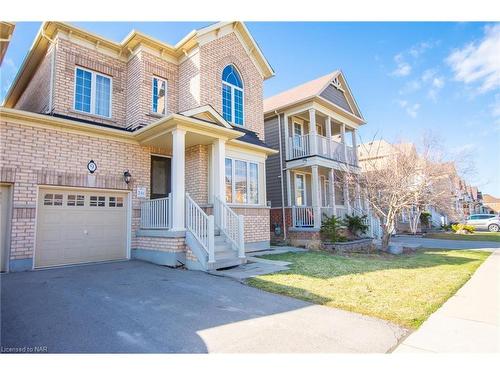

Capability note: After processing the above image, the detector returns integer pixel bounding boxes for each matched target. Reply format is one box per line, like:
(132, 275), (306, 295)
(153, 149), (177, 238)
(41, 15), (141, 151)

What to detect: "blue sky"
(1, 22), (499, 195)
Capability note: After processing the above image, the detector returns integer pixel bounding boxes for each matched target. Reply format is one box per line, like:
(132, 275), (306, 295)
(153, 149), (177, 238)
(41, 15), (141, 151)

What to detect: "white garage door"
(35, 188), (128, 268)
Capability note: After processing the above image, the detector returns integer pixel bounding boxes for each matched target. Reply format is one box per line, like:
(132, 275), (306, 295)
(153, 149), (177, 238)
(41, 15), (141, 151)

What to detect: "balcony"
(288, 134), (356, 165)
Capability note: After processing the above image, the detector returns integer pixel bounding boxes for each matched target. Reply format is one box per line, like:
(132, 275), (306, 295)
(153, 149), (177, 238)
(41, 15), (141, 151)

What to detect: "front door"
(151, 155), (171, 199)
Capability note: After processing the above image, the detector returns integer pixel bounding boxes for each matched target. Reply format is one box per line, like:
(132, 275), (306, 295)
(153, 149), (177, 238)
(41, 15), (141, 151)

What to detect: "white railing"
(289, 134), (311, 159)
(336, 206), (348, 219)
(185, 193), (215, 263)
(292, 206), (315, 227)
(288, 134), (357, 166)
(140, 195), (172, 229)
(214, 196), (245, 258)
(321, 206), (335, 221)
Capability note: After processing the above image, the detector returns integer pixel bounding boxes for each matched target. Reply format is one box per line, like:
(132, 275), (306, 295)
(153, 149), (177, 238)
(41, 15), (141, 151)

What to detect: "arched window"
(222, 65), (244, 126)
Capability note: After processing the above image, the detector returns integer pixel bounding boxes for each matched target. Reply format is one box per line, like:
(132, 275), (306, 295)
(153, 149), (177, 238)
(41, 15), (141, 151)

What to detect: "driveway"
(390, 235), (500, 250)
(1, 260), (406, 353)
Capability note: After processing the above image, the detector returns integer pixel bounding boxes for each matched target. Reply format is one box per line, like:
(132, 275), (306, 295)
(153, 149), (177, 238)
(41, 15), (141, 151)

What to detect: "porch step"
(207, 256), (246, 271)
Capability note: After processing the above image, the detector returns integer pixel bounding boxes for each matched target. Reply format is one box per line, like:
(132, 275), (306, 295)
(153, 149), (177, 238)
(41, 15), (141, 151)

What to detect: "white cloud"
(399, 79), (421, 95)
(391, 53), (411, 77)
(409, 41), (433, 58)
(446, 24), (500, 93)
(397, 99), (420, 118)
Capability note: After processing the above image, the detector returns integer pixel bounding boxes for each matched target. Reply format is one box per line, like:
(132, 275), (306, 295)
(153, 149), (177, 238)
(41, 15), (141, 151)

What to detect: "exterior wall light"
(123, 170), (132, 184)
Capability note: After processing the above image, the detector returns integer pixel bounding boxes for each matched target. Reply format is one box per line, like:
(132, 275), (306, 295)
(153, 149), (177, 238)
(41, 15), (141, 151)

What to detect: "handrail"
(214, 196), (245, 258)
(185, 193), (215, 263)
(288, 134), (357, 165)
(140, 195), (171, 229)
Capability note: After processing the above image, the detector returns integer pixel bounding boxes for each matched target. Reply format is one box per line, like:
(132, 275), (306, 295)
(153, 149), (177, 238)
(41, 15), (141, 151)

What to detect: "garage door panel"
(36, 189), (128, 268)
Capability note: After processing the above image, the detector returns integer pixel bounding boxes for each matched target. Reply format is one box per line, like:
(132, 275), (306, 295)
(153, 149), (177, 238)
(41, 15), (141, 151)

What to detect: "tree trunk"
(381, 231), (391, 252)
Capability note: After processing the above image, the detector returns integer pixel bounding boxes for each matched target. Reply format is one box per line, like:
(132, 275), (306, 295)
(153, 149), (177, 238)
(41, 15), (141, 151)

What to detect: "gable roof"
(263, 70), (364, 122)
(3, 21), (274, 108)
(180, 105), (232, 129)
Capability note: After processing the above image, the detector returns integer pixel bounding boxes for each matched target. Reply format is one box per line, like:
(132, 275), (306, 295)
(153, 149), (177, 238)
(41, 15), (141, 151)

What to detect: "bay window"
(225, 157), (259, 204)
(74, 67), (112, 118)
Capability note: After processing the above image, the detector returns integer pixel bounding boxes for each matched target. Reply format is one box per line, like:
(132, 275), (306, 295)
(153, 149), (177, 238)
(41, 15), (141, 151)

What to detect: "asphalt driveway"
(390, 235), (500, 250)
(1, 260), (407, 353)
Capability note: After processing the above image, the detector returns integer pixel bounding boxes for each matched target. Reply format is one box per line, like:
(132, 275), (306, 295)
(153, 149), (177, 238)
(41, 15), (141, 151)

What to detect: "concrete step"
(215, 250), (238, 260)
(208, 257), (246, 271)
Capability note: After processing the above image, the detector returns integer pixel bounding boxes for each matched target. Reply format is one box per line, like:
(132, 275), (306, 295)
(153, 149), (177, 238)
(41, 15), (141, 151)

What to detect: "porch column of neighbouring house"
(311, 165), (321, 229)
(325, 116), (332, 158)
(351, 128), (359, 166)
(309, 108), (318, 155)
(284, 114), (290, 160)
(329, 168), (336, 216)
(343, 172), (351, 215)
(171, 128), (186, 231)
(286, 169), (292, 207)
(341, 123), (348, 163)
(213, 138), (226, 201)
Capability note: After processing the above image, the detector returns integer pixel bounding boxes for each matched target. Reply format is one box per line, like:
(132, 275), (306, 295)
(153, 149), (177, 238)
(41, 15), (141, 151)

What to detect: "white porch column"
(343, 173), (351, 214)
(212, 138), (226, 201)
(325, 116), (332, 158)
(171, 128), (186, 231)
(329, 168), (336, 216)
(309, 108), (318, 155)
(283, 114), (289, 160)
(351, 128), (359, 166)
(341, 123), (348, 163)
(311, 165), (321, 229)
(286, 169), (292, 207)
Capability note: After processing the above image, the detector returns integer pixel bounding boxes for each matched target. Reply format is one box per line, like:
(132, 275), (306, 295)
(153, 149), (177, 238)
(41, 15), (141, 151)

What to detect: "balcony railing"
(288, 134), (356, 165)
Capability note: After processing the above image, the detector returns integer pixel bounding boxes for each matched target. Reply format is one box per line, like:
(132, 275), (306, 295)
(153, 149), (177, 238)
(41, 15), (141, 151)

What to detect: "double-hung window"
(152, 77), (167, 115)
(222, 65), (244, 126)
(74, 67), (112, 118)
(225, 158), (259, 204)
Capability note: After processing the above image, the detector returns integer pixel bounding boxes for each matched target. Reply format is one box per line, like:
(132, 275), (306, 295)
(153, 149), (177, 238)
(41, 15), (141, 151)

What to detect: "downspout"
(276, 110), (287, 240)
(42, 29), (56, 114)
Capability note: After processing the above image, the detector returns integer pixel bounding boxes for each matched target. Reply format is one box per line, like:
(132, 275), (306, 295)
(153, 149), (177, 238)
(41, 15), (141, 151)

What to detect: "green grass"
(247, 249), (490, 329)
(425, 232), (500, 242)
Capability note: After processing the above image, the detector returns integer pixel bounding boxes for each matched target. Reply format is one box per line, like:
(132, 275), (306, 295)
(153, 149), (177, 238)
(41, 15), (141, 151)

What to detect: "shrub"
(451, 223), (475, 234)
(320, 215), (346, 243)
(344, 214), (369, 236)
(440, 224), (452, 231)
(420, 212), (432, 227)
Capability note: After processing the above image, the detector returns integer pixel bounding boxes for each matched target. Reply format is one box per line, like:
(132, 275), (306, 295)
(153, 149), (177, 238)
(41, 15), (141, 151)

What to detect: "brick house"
(0, 21), (277, 272)
(263, 71), (377, 246)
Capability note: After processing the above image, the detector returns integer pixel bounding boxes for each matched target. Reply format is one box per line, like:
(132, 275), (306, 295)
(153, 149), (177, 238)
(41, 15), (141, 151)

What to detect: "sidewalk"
(394, 251), (500, 353)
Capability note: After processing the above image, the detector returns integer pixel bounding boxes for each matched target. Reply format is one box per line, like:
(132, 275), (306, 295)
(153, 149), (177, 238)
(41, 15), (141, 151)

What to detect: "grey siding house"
(264, 71), (370, 245)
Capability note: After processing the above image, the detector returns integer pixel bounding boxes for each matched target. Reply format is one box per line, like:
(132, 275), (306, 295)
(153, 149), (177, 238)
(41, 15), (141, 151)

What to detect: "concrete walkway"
(394, 251), (500, 353)
(390, 235), (500, 250)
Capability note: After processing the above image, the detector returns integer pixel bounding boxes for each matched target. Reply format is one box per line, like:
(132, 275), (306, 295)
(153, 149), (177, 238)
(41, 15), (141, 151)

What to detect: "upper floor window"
(222, 65), (244, 126)
(74, 67), (112, 118)
(152, 77), (167, 115)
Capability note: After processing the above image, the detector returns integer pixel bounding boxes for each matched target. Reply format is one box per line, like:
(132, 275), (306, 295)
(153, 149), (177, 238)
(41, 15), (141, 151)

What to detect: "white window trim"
(73, 66), (113, 119)
(225, 157), (259, 206)
(222, 67), (245, 127)
(151, 76), (168, 115)
(294, 172), (307, 207)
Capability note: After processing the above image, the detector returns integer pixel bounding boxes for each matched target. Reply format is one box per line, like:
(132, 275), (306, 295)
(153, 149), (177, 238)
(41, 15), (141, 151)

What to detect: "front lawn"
(247, 249), (490, 329)
(425, 232), (500, 242)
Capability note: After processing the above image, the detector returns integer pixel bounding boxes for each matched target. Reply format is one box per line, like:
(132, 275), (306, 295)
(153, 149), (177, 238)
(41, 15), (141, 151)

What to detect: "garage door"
(35, 188), (128, 268)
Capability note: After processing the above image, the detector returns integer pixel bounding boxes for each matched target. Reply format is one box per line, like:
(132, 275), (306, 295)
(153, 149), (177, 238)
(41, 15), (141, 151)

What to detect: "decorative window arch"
(222, 65), (244, 126)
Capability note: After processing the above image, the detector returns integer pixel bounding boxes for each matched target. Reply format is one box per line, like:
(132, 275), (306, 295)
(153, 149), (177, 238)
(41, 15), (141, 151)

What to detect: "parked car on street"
(465, 214), (500, 232)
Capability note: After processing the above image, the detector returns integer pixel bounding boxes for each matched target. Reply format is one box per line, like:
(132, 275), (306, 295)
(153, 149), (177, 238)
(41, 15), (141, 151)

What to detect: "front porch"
(132, 108), (273, 271)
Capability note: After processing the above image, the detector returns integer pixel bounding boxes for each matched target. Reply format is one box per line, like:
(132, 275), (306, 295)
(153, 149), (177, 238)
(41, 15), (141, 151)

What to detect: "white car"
(465, 214), (500, 232)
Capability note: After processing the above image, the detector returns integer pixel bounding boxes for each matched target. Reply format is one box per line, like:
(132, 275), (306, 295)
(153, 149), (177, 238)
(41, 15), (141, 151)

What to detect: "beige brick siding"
(126, 50), (179, 130)
(231, 207), (270, 244)
(134, 236), (185, 253)
(15, 47), (53, 114)
(199, 32), (264, 139)
(178, 49), (201, 112)
(185, 144), (209, 204)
